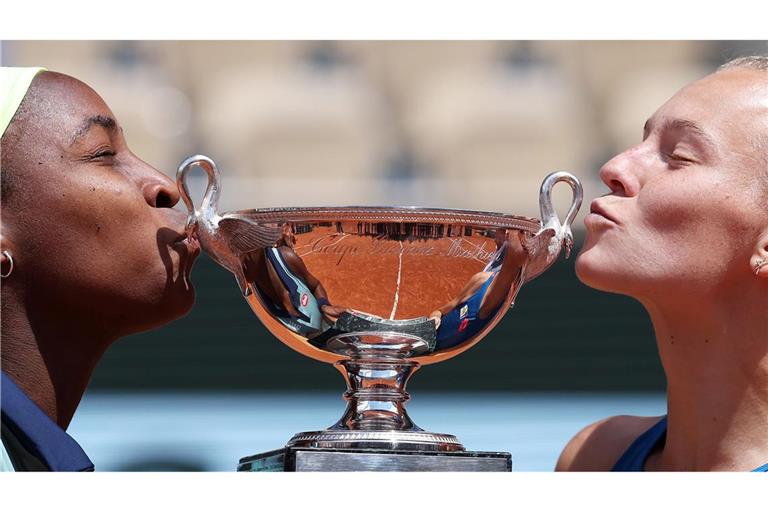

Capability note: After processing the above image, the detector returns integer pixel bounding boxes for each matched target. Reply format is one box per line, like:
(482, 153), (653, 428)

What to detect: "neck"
(1, 287), (114, 429)
(642, 286), (768, 471)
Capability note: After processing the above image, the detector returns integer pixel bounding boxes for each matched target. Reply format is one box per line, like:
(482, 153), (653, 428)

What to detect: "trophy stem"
(286, 357), (465, 452)
(334, 359), (419, 431)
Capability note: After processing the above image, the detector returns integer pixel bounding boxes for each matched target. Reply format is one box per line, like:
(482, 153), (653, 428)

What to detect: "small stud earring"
(755, 259), (768, 276)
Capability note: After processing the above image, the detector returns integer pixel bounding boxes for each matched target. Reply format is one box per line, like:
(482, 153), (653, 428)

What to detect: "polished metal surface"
(178, 154), (582, 452)
(292, 449), (511, 472)
(238, 447), (511, 472)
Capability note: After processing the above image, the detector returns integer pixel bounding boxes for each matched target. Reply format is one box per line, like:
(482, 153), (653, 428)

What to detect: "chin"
(163, 281), (197, 320)
(127, 281), (197, 334)
(575, 247), (624, 294)
(158, 250), (199, 321)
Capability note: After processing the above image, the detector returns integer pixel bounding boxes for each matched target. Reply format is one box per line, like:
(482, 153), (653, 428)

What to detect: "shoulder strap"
(611, 416), (667, 471)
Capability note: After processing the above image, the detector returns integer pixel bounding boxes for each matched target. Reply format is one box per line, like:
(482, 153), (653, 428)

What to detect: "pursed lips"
(172, 229), (201, 255)
(589, 200), (619, 224)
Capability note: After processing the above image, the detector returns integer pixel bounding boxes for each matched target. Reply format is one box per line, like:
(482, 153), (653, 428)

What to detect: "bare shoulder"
(555, 415), (664, 471)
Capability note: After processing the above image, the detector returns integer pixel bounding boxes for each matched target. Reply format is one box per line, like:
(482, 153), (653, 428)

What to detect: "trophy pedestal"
(238, 447), (512, 472)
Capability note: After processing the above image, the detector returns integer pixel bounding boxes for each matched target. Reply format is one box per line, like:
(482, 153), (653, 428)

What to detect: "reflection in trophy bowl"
(237, 210), (538, 365)
(178, 155), (582, 452)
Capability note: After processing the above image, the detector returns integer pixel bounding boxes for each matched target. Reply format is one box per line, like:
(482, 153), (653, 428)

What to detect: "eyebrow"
(645, 117), (718, 152)
(665, 119), (716, 147)
(69, 115), (117, 146)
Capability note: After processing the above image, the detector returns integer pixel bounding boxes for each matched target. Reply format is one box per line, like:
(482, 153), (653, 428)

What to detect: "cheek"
(637, 179), (707, 234)
(26, 177), (168, 297)
(640, 176), (739, 244)
(630, 175), (753, 284)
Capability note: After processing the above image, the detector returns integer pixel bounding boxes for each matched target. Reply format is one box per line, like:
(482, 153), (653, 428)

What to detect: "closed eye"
(85, 148), (117, 161)
(666, 152), (694, 167)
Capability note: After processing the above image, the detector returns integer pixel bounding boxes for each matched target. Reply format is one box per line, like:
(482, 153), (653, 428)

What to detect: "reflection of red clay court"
(295, 226), (496, 320)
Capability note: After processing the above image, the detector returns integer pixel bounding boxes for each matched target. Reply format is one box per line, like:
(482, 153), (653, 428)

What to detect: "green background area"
(91, 234), (664, 391)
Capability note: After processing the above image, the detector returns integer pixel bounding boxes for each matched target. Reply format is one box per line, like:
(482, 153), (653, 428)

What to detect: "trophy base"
(238, 446), (512, 472)
(286, 429), (464, 452)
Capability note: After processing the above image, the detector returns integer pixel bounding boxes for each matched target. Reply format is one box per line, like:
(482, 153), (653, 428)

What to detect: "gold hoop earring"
(1, 250), (13, 278)
(755, 259), (768, 276)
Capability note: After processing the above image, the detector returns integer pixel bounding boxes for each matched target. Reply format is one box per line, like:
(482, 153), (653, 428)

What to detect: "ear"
(752, 233), (768, 278)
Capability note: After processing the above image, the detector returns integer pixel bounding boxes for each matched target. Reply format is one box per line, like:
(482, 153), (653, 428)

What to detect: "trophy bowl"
(178, 155), (582, 455)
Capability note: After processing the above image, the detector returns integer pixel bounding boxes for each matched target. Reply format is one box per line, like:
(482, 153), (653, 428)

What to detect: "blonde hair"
(718, 55), (768, 71)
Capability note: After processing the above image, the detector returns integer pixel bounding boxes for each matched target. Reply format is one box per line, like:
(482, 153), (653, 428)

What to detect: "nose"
(598, 147), (642, 197)
(141, 166), (181, 209)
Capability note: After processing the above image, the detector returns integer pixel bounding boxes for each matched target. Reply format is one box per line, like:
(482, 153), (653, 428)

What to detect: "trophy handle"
(521, 171), (583, 283)
(176, 154), (222, 233)
(539, 171), (583, 259)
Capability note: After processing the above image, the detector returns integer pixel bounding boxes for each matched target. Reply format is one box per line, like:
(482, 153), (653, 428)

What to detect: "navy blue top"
(1, 371), (93, 471)
(612, 415), (768, 472)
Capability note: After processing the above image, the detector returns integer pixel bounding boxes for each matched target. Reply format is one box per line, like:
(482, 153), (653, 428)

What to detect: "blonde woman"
(557, 57), (768, 472)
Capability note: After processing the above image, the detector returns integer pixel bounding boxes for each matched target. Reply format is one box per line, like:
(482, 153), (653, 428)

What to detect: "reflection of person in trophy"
(243, 225), (348, 336)
(557, 57), (768, 471)
(483, 227), (511, 272)
(0, 68), (200, 471)
(429, 230), (527, 350)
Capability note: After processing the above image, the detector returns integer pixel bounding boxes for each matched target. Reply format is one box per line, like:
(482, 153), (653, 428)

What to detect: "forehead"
(20, 71), (116, 139)
(652, 68), (768, 151)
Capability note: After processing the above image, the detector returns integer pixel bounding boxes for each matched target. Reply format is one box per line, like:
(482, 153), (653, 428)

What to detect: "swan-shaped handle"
(539, 171), (583, 258)
(176, 154), (222, 236)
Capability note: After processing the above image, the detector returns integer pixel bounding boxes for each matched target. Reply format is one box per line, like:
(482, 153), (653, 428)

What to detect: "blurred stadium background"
(1, 40), (766, 470)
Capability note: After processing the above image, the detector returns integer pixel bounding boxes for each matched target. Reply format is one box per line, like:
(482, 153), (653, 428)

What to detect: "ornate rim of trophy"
(178, 155), (583, 456)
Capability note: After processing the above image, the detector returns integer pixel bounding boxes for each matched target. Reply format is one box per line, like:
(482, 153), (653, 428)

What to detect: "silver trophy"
(177, 155), (582, 471)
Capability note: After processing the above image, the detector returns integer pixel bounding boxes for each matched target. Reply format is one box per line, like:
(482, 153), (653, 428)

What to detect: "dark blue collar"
(612, 415), (768, 472)
(1, 371), (93, 471)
